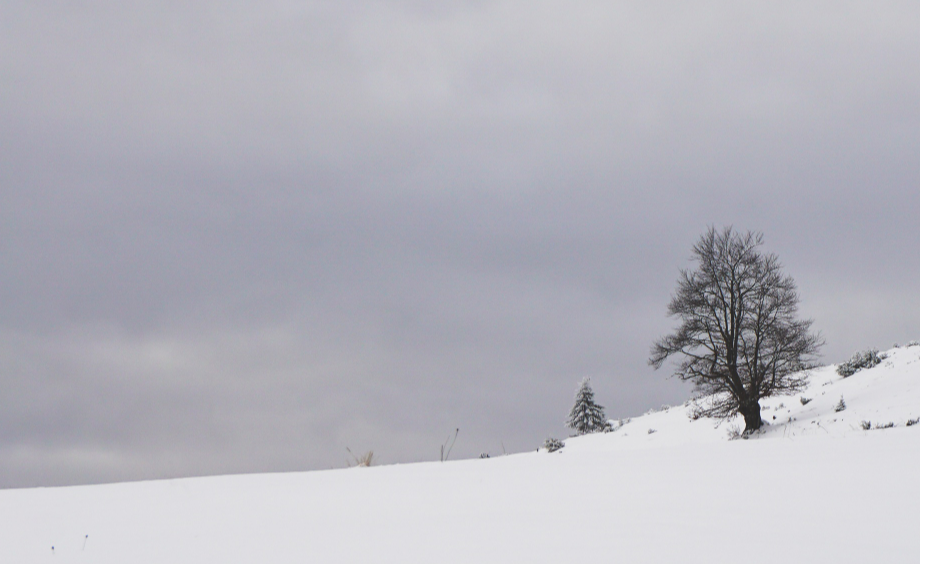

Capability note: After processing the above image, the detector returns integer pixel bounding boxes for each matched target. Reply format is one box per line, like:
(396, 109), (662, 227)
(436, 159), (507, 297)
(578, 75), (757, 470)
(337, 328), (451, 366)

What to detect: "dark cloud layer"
(0, 1), (918, 487)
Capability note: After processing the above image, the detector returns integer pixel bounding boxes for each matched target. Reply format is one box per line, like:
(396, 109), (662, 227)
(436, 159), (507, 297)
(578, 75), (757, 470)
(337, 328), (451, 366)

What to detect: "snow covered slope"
(570, 342), (921, 450)
(0, 346), (918, 563)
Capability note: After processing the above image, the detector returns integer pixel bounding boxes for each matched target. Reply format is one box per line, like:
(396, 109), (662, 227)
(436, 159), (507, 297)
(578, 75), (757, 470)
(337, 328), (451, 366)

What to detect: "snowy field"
(0, 345), (918, 563)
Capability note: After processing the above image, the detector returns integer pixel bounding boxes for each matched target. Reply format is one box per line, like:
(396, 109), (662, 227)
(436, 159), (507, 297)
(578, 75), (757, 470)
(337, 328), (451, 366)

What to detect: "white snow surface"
(1, 346), (919, 563)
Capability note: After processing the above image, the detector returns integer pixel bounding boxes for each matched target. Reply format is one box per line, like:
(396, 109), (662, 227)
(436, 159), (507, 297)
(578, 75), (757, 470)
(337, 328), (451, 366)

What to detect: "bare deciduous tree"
(649, 227), (823, 433)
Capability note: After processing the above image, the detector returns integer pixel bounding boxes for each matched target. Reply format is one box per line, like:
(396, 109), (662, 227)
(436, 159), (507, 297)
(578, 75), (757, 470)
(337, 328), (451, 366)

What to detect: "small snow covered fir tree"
(834, 396), (846, 412)
(566, 378), (608, 435)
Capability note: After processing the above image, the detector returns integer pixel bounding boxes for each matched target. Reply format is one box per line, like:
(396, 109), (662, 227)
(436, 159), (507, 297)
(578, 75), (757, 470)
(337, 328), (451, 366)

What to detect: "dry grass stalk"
(346, 448), (375, 467)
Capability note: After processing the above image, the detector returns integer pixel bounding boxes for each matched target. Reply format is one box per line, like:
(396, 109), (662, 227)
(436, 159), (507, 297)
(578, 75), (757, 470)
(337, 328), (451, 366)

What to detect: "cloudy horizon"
(0, 1), (918, 487)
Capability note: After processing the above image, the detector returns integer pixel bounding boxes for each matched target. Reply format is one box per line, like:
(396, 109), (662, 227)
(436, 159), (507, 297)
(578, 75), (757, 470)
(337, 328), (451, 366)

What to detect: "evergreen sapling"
(566, 378), (608, 435)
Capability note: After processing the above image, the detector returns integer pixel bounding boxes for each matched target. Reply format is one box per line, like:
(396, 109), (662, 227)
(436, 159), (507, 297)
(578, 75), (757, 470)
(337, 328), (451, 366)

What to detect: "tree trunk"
(738, 400), (763, 433)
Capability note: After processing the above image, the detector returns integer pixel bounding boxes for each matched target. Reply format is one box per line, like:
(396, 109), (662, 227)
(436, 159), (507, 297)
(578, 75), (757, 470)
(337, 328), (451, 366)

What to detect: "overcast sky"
(0, 1), (918, 488)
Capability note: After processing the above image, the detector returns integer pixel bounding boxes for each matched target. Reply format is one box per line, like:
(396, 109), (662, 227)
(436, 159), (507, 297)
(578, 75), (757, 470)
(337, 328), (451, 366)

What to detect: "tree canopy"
(649, 227), (822, 432)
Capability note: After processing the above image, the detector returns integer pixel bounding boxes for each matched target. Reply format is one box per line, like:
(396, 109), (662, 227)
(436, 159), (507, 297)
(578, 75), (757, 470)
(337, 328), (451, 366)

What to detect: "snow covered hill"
(572, 342), (921, 450)
(0, 345), (918, 563)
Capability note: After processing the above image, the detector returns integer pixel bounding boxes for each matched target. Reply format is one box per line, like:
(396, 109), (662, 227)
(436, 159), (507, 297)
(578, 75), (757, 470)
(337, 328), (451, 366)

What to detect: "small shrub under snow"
(543, 438), (565, 453)
(836, 349), (886, 377)
(726, 424), (745, 441)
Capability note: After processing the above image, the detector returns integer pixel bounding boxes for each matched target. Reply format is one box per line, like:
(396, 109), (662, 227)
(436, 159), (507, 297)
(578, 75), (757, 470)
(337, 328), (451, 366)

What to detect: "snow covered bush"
(543, 438), (565, 453)
(836, 349), (885, 377)
(566, 378), (608, 435)
(861, 420), (898, 431)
